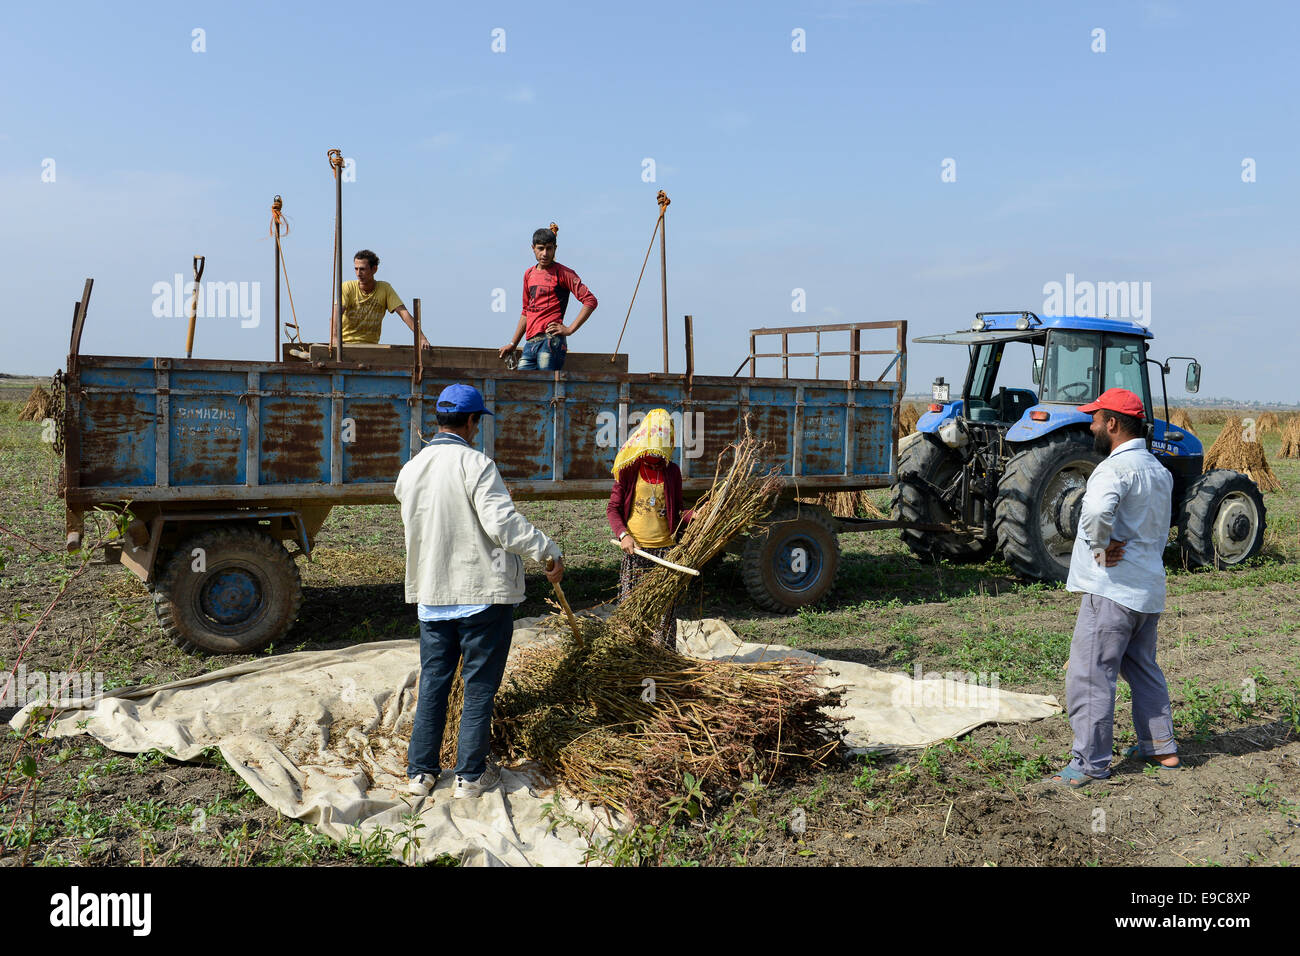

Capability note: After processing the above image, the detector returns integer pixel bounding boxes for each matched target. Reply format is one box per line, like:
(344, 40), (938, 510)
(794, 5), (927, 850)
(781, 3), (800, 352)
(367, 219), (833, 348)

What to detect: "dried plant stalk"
(489, 432), (845, 821)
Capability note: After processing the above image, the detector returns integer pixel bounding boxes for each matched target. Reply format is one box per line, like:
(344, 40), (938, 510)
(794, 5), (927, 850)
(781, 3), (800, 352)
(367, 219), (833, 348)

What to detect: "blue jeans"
(406, 604), (515, 780)
(516, 333), (567, 370)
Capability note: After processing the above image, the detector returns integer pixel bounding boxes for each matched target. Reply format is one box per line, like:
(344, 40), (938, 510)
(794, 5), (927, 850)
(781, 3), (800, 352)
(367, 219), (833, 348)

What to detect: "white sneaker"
(407, 772), (442, 796)
(453, 762), (501, 799)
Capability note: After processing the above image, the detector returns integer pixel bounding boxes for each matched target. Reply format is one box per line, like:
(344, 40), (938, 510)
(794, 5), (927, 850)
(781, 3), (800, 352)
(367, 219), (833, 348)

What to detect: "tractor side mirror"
(1185, 362), (1201, 393)
(1032, 358), (1043, 385)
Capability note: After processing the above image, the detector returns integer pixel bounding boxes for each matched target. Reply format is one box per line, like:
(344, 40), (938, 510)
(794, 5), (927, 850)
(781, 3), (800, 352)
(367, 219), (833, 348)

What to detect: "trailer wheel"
(741, 503), (840, 612)
(154, 526), (302, 655)
(1178, 469), (1267, 569)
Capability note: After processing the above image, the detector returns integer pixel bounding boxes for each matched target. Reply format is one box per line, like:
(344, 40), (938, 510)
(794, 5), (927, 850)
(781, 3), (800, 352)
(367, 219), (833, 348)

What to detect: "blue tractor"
(891, 311), (1267, 581)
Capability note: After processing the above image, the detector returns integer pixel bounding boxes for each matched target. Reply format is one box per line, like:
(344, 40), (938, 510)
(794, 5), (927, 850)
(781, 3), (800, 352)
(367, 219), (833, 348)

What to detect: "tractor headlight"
(1016, 315), (1030, 330)
(972, 317), (986, 331)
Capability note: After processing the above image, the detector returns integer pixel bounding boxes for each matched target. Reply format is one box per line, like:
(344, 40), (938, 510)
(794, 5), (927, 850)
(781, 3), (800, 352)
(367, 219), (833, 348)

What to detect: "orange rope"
(270, 196), (302, 346)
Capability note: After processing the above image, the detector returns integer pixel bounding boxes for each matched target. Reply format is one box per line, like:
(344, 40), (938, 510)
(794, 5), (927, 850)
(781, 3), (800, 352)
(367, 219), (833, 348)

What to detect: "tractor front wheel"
(1178, 469), (1267, 569)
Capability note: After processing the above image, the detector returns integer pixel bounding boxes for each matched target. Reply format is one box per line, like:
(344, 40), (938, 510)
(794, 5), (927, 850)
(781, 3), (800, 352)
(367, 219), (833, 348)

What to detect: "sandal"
(1045, 765), (1106, 788)
(1123, 746), (1185, 769)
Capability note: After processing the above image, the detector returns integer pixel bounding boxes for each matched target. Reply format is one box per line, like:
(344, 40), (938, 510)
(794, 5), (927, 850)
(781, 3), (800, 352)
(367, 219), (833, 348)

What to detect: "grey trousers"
(1066, 592), (1178, 777)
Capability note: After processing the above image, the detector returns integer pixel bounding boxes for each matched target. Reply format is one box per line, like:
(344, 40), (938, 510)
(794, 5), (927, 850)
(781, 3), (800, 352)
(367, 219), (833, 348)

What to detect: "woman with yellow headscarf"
(606, 409), (694, 648)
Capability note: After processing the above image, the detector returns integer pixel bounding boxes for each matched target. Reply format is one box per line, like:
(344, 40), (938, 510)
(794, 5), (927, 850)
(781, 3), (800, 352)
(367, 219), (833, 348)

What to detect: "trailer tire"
(154, 526), (302, 655)
(890, 434), (995, 563)
(1178, 469), (1267, 569)
(741, 503), (840, 612)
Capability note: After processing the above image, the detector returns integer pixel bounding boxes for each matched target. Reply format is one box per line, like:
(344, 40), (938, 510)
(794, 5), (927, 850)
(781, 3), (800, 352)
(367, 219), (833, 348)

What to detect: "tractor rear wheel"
(995, 430), (1104, 582)
(1178, 469), (1267, 569)
(891, 434), (994, 563)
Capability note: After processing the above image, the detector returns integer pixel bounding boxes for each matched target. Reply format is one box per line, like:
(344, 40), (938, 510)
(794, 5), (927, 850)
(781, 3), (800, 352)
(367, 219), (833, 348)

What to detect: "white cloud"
(914, 258), (1009, 281)
(419, 131), (462, 151)
(480, 144), (514, 173)
(715, 111), (751, 133)
(1143, 1), (1178, 23)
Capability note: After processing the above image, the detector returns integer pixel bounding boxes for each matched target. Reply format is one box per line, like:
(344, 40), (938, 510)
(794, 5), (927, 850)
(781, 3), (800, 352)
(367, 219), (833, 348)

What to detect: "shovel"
(185, 254), (205, 358)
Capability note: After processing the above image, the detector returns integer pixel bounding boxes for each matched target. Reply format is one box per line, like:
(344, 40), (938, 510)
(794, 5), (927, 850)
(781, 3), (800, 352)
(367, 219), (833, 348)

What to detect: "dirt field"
(2, 401), (1298, 867)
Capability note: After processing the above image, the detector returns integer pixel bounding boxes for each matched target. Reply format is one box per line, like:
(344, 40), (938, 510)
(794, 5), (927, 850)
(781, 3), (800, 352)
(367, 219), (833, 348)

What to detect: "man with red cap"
(1048, 387), (1183, 787)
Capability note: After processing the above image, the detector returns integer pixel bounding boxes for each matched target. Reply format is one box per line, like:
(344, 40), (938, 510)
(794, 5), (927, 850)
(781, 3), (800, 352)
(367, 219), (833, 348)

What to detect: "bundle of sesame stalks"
(807, 490), (887, 519)
(1279, 416), (1300, 460)
(16, 385), (51, 422)
(1204, 416), (1282, 492)
(490, 433), (845, 821)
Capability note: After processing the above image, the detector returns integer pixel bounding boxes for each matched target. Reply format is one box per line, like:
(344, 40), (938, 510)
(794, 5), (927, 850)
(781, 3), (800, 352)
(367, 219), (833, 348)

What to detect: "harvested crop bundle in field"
(808, 490), (886, 519)
(491, 434), (844, 821)
(900, 402), (921, 437)
(17, 386), (51, 422)
(439, 663), (465, 768)
(1168, 407), (1196, 435)
(1255, 412), (1280, 436)
(1279, 416), (1300, 460)
(1204, 416), (1282, 492)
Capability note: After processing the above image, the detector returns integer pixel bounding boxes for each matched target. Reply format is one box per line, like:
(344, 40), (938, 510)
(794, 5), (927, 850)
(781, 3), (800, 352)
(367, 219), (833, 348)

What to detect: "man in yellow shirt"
(330, 249), (431, 349)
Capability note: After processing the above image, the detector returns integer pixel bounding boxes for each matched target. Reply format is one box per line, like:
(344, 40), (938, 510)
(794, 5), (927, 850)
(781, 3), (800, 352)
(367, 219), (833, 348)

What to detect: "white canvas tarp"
(11, 615), (1060, 865)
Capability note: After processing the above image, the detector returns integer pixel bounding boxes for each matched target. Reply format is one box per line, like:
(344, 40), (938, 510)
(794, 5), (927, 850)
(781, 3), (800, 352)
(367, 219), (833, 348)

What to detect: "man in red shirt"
(498, 227), (598, 371)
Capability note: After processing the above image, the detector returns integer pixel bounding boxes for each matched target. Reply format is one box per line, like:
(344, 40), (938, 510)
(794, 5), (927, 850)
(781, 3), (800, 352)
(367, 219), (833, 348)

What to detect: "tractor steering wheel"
(1057, 381), (1092, 401)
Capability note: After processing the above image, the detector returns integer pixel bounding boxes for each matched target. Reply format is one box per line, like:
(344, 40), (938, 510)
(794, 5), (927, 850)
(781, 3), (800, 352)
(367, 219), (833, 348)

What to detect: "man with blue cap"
(395, 383), (565, 799)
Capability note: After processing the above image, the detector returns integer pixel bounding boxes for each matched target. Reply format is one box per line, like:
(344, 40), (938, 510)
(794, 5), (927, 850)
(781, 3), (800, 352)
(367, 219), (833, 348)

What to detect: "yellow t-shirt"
(341, 280), (404, 344)
(626, 475), (675, 549)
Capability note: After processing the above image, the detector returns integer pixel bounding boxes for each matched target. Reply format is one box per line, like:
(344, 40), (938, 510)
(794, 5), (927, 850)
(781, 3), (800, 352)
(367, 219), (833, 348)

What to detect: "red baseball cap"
(1080, 387), (1145, 418)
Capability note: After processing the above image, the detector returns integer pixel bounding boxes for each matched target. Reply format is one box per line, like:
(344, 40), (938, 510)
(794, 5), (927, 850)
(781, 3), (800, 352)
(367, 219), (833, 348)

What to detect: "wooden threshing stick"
(608, 540), (700, 576)
(545, 557), (583, 646)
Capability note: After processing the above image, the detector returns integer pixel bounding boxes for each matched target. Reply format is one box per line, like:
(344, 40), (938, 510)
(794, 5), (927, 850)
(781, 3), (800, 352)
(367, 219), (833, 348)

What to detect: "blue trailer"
(56, 280), (910, 653)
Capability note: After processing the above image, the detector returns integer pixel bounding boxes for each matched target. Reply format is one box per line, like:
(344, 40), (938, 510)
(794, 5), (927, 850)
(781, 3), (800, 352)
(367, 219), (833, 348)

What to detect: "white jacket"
(394, 432), (560, 605)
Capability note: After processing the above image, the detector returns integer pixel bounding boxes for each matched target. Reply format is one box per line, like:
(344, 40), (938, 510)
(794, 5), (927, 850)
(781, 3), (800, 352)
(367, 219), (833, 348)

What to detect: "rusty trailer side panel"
(64, 354), (901, 510)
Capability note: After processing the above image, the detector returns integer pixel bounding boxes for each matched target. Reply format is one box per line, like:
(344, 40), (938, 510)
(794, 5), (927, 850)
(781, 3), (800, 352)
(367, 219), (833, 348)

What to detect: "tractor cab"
(895, 310), (1259, 585)
(916, 311), (1161, 437)
(914, 314), (1045, 431)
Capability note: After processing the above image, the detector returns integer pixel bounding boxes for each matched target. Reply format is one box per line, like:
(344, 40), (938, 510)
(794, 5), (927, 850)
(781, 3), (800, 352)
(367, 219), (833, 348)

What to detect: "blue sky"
(2, 0), (1296, 401)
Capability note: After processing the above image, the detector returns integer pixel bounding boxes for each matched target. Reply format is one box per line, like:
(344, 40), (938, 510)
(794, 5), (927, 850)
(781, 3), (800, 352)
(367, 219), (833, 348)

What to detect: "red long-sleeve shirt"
(606, 462), (693, 540)
(522, 262), (597, 339)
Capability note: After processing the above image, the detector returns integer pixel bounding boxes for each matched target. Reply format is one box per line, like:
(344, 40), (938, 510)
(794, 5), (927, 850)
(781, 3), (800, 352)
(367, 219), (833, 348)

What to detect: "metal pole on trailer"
(658, 190), (670, 373)
(328, 149), (345, 361)
(273, 196), (282, 361)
